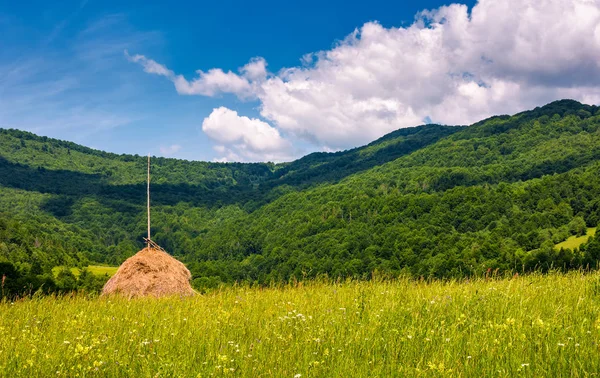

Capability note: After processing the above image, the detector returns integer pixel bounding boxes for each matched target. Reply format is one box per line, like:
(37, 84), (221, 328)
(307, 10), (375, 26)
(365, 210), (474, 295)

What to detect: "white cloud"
(173, 69), (253, 97)
(125, 51), (263, 99)
(241, 57), (268, 81)
(125, 50), (173, 76)
(132, 0), (600, 158)
(159, 144), (182, 156)
(201, 107), (293, 162)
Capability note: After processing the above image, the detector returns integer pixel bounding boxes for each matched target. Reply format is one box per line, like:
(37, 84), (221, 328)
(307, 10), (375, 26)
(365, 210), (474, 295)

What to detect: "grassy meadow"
(1, 272), (600, 377)
(555, 228), (597, 251)
(52, 265), (119, 278)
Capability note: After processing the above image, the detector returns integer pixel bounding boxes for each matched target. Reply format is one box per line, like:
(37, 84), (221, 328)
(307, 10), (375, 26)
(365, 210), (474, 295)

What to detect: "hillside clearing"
(1, 272), (600, 377)
(555, 228), (597, 251)
(52, 265), (118, 278)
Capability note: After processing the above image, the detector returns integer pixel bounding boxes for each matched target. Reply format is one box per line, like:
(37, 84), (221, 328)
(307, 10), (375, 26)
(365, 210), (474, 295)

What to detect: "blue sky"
(1, 0), (599, 162)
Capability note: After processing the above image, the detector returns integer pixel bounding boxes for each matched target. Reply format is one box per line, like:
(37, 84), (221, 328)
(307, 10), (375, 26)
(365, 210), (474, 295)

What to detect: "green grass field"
(555, 228), (597, 251)
(86, 265), (119, 277)
(52, 265), (119, 278)
(1, 272), (600, 377)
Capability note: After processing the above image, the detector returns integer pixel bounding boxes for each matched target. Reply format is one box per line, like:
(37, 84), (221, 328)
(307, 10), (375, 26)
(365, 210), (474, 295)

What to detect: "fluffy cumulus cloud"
(130, 0), (600, 161)
(202, 107), (292, 162)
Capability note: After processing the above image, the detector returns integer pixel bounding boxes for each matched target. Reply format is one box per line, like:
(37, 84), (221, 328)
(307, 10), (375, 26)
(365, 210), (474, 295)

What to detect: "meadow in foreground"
(1, 272), (599, 377)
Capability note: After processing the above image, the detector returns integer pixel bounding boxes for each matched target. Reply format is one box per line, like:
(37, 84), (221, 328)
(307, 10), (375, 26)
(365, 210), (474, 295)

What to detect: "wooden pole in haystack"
(147, 154), (151, 245)
(143, 156), (167, 252)
(101, 153), (195, 297)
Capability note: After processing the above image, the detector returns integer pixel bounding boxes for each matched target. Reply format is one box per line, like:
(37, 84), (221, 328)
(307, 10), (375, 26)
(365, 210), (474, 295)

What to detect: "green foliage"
(1, 99), (600, 291)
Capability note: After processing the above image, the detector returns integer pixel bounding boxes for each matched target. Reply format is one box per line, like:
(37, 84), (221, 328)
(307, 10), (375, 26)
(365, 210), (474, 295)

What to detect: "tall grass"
(1, 272), (599, 377)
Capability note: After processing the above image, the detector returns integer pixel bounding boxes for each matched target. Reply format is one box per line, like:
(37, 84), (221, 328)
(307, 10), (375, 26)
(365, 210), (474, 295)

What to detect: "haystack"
(101, 247), (195, 298)
(102, 155), (195, 298)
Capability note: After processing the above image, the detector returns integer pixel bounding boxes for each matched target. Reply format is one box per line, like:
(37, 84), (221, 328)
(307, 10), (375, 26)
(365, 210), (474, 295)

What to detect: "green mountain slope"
(1, 99), (600, 294)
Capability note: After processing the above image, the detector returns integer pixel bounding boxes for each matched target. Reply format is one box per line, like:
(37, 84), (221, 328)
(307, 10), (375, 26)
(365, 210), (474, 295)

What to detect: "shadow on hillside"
(0, 125), (463, 217)
(0, 156), (259, 217)
(0, 156), (104, 196)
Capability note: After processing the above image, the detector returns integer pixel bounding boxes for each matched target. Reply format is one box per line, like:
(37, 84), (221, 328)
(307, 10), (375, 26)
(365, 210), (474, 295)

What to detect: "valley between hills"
(1, 99), (600, 294)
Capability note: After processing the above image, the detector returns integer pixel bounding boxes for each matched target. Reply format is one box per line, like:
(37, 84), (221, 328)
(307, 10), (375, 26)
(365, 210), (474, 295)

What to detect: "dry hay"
(101, 247), (195, 298)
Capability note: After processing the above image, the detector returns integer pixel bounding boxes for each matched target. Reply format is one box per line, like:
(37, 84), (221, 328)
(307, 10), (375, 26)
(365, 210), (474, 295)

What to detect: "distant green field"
(52, 265), (118, 278)
(86, 265), (119, 277)
(555, 228), (597, 251)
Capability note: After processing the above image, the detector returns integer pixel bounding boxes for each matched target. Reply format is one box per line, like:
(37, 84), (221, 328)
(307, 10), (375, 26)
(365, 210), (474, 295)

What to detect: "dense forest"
(1, 99), (600, 296)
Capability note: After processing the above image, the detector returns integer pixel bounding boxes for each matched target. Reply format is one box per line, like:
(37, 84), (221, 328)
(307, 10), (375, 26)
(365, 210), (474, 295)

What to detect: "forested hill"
(1, 99), (600, 293)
